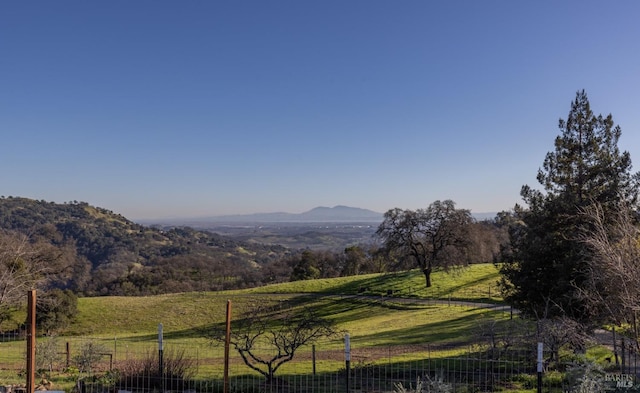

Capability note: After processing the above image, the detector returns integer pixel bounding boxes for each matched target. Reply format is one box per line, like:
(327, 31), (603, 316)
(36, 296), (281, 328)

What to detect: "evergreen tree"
(36, 289), (78, 335)
(500, 90), (640, 324)
(289, 250), (320, 281)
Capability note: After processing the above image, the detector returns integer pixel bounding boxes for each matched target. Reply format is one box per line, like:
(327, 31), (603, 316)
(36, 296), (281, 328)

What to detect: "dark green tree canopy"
(534, 90), (639, 207)
(36, 289), (78, 335)
(501, 90), (640, 323)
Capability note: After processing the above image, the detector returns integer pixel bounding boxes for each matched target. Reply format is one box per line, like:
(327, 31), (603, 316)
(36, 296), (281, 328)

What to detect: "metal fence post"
(158, 323), (164, 392)
(345, 333), (351, 393)
(537, 342), (543, 393)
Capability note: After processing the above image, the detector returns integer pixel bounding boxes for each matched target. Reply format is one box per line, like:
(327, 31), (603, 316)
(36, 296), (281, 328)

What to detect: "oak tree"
(376, 200), (473, 287)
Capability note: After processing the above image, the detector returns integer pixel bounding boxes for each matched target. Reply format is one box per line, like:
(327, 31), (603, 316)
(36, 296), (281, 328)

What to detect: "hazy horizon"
(133, 205), (498, 222)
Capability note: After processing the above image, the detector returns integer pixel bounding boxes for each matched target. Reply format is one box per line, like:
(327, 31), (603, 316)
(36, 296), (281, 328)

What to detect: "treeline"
(286, 219), (508, 282)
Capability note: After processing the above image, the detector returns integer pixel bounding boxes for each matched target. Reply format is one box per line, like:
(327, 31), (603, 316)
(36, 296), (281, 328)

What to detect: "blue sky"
(2, 1), (640, 220)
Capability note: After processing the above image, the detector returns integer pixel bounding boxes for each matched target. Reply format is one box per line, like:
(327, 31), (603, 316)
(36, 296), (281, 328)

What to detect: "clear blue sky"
(2, 1), (640, 220)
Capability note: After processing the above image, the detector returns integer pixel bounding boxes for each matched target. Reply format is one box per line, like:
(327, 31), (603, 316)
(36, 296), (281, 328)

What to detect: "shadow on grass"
(108, 291), (508, 347)
(349, 310), (505, 347)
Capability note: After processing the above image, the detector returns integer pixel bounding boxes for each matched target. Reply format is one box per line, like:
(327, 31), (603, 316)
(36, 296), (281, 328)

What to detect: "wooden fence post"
(224, 300), (232, 393)
(26, 290), (36, 393)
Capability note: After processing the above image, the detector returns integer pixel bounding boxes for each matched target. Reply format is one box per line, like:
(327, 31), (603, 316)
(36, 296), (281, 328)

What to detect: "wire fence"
(4, 326), (638, 393)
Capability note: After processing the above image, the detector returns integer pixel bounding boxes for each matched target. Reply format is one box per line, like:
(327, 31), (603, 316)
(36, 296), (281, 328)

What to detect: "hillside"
(0, 197), (291, 296)
(68, 264), (503, 336)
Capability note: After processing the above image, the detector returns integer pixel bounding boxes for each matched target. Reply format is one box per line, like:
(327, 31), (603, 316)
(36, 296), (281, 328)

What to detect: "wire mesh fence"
(0, 328), (602, 393)
(4, 320), (640, 392)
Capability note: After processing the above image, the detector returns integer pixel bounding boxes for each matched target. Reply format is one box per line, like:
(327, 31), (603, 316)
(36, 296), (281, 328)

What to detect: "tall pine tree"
(500, 90), (640, 324)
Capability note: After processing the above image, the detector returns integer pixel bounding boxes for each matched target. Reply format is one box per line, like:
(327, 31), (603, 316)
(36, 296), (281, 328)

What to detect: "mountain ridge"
(139, 206), (498, 226)
(139, 205), (385, 225)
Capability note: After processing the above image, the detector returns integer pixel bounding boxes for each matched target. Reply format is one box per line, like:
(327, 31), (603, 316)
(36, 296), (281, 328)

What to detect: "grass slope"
(69, 264), (502, 337)
(2, 264), (521, 388)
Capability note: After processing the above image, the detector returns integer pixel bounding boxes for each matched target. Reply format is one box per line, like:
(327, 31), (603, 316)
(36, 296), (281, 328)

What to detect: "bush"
(394, 372), (452, 393)
(73, 341), (109, 374)
(36, 336), (61, 374)
(114, 348), (195, 391)
(563, 356), (605, 393)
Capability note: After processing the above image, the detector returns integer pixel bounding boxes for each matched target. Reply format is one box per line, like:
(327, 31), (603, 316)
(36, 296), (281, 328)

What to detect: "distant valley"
(140, 206), (383, 250)
(138, 205), (497, 227)
(139, 205), (496, 251)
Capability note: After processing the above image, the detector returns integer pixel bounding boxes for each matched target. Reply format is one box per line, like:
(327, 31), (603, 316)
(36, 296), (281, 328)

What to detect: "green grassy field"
(2, 264), (549, 391)
(64, 263), (503, 336)
(73, 265), (510, 377)
(2, 264), (506, 342)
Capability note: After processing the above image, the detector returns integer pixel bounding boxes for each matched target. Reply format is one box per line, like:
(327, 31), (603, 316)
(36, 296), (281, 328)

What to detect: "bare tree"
(474, 317), (533, 360)
(210, 302), (339, 382)
(0, 230), (64, 326)
(537, 316), (593, 365)
(376, 200), (473, 287)
(579, 202), (640, 338)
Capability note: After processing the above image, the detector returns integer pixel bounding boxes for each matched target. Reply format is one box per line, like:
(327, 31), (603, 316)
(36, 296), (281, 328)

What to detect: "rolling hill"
(0, 197), (291, 296)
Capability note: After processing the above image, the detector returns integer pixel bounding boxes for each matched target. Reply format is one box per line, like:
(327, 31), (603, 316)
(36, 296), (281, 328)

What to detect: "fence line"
(3, 329), (632, 393)
(3, 309), (640, 393)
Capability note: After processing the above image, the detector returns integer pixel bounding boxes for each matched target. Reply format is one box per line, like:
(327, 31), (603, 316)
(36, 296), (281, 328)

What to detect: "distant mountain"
(140, 206), (497, 226)
(299, 205), (383, 221)
(145, 205), (385, 225)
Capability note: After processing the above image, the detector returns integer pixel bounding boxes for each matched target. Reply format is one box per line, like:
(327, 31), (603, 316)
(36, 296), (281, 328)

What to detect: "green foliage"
(36, 289), (78, 334)
(563, 356), (606, 393)
(501, 90), (640, 324)
(0, 197), (291, 296)
(342, 245), (367, 275)
(0, 264), (598, 393)
(289, 250), (322, 281)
